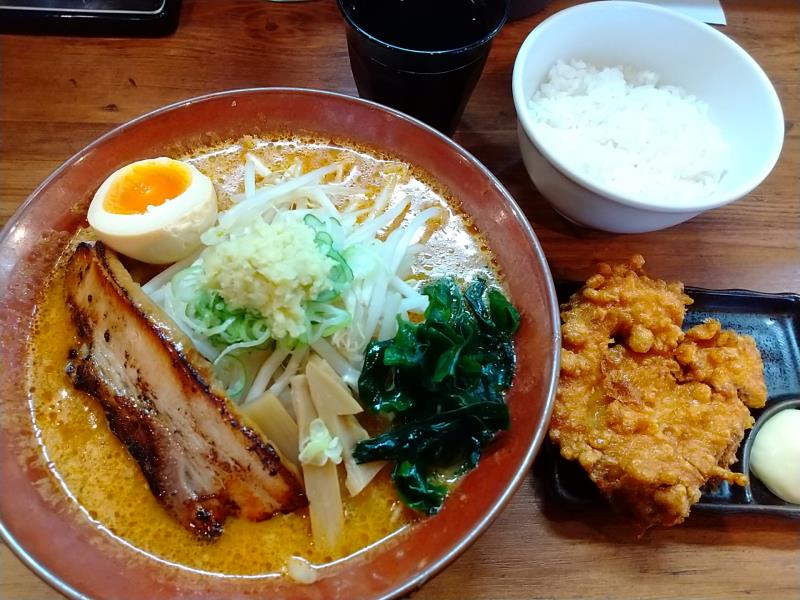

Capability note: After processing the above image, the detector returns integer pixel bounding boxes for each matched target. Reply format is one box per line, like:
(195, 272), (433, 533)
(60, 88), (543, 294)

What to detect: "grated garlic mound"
(527, 59), (729, 205)
(202, 219), (334, 339)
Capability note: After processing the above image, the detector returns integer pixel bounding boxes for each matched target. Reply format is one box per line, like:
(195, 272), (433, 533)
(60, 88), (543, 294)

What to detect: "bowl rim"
(511, 0), (785, 214)
(0, 86), (562, 600)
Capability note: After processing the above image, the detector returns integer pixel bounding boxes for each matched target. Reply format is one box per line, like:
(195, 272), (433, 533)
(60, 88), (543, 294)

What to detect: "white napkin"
(635, 0), (726, 25)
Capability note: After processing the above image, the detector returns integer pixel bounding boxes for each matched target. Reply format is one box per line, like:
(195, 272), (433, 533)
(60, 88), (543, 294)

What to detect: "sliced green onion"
(214, 354), (247, 400)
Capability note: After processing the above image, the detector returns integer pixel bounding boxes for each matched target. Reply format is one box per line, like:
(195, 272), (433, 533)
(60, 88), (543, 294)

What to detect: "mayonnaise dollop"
(749, 408), (800, 504)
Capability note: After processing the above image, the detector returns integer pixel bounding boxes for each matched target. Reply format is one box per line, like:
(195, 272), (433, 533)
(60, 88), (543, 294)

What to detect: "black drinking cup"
(337, 0), (510, 135)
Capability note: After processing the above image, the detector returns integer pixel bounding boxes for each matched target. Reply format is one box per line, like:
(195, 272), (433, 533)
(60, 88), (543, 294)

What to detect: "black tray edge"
(555, 279), (800, 305)
(546, 281), (800, 518)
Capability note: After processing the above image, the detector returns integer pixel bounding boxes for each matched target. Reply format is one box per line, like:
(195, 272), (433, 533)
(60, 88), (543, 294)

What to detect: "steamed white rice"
(527, 59), (728, 205)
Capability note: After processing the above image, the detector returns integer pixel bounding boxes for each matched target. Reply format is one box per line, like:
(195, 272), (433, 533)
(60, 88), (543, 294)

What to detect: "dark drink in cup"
(345, 48), (490, 137)
(338, 0), (509, 135)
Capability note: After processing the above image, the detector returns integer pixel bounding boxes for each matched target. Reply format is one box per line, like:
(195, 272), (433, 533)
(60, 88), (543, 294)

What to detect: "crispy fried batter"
(550, 255), (767, 529)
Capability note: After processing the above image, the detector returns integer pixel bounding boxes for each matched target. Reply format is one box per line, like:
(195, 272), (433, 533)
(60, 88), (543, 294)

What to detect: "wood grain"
(1, 1), (798, 599)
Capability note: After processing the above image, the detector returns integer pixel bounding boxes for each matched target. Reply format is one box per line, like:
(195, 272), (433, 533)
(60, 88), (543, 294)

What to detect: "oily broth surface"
(184, 136), (496, 283)
(28, 136), (498, 576)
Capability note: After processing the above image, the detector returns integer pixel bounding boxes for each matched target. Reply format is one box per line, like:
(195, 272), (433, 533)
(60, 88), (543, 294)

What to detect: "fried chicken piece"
(550, 255), (767, 529)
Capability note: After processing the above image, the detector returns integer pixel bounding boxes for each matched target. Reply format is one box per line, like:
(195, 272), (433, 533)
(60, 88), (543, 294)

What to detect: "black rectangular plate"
(545, 281), (800, 517)
(0, 0), (182, 37)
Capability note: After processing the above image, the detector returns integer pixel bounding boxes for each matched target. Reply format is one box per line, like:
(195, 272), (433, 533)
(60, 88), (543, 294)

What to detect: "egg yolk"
(103, 161), (191, 215)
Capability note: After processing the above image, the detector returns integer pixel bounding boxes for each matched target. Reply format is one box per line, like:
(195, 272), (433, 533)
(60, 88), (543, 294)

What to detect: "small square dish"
(544, 282), (800, 517)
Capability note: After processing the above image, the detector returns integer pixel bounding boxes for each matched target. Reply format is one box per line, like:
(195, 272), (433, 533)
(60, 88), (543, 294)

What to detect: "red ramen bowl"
(0, 88), (560, 600)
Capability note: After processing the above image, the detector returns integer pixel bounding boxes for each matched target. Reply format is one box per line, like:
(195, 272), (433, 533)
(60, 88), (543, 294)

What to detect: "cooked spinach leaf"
(355, 277), (520, 514)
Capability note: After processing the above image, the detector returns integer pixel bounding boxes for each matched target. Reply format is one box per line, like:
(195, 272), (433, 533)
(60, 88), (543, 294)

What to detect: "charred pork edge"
(66, 242), (307, 516)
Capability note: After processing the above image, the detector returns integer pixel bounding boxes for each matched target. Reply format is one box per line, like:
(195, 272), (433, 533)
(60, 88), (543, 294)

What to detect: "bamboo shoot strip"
(241, 391), (300, 466)
(290, 375), (344, 551)
(305, 355), (385, 496)
(305, 355), (363, 418)
(332, 414), (386, 497)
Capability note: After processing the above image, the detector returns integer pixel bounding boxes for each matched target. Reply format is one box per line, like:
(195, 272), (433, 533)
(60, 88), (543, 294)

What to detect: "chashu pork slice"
(64, 241), (306, 539)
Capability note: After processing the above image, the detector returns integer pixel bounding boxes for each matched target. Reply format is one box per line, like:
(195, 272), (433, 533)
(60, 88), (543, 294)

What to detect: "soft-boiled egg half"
(88, 157), (217, 264)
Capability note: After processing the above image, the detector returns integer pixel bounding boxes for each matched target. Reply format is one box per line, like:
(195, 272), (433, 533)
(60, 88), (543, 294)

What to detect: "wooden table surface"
(1, 1), (798, 598)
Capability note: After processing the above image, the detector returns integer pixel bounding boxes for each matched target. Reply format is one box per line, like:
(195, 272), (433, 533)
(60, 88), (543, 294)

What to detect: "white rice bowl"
(511, 1), (784, 233)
